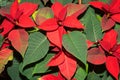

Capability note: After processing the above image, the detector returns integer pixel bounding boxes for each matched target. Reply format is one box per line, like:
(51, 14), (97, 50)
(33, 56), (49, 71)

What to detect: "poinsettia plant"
(1, 0), (120, 80)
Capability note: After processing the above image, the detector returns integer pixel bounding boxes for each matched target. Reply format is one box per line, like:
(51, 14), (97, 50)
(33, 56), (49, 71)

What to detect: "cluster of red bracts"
(0, 0), (120, 80)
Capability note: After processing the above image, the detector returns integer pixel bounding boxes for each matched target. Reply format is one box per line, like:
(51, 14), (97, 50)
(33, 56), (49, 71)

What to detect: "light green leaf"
(63, 31), (87, 64)
(74, 67), (87, 80)
(33, 53), (54, 74)
(82, 7), (102, 42)
(22, 32), (49, 69)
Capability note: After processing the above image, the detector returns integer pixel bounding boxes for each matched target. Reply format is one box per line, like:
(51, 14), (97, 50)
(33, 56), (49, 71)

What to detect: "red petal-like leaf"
(58, 6), (67, 21)
(100, 29), (117, 51)
(51, 2), (64, 18)
(47, 27), (66, 49)
(57, 72), (65, 80)
(40, 74), (58, 80)
(87, 47), (106, 65)
(0, 19), (14, 36)
(19, 2), (38, 16)
(63, 16), (84, 29)
(66, 3), (88, 17)
(86, 40), (94, 49)
(47, 51), (65, 66)
(18, 15), (36, 28)
(111, 14), (120, 23)
(0, 48), (13, 73)
(38, 18), (58, 31)
(10, 0), (18, 19)
(58, 53), (77, 80)
(110, 0), (120, 13)
(106, 56), (119, 80)
(0, 40), (10, 49)
(89, 1), (104, 10)
(8, 29), (28, 56)
(102, 15), (115, 31)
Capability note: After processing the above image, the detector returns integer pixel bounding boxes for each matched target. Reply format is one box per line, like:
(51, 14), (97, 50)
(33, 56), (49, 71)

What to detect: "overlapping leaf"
(22, 32), (49, 69)
(83, 7), (102, 42)
(63, 31), (87, 64)
(8, 29), (28, 57)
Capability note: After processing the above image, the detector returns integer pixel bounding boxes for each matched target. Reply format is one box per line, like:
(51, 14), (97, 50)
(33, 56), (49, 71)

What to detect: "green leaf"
(0, 35), (4, 47)
(63, 31), (87, 64)
(20, 63), (35, 79)
(50, 0), (73, 5)
(82, 7), (102, 42)
(20, 0), (40, 4)
(107, 75), (114, 80)
(33, 53), (54, 74)
(22, 32), (49, 69)
(7, 58), (22, 80)
(86, 72), (101, 80)
(74, 67), (87, 80)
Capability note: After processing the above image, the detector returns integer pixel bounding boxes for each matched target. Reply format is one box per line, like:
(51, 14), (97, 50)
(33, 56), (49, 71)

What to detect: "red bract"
(0, 0), (38, 55)
(40, 73), (65, 80)
(100, 29), (120, 80)
(38, 2), (86, 49)
(0, 0), (38, 36)
(89, 0), (120, 31)
(47, 50), (77, 80)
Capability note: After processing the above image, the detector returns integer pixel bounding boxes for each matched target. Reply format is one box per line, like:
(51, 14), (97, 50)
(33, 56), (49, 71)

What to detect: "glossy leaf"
(58, 53), (77, 80)
(83, 7), (102, 42)
(8, 29), (28, 57)
(22, 32), (49, 68)
(63, 31), (87, 64)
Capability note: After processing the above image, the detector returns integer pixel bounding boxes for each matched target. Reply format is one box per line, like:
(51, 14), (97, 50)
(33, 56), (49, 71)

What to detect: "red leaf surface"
(47, 51), (65, 66)
(38, 18), (58, 31)
(63, 16), (84, 29)
(47, 27), (66, 49)
(58, 6), (67, 21)
(0, 19), (14, 36)
(8, 29), (28, 56)
(89, 1), (104, 10)
(66, 3), (88, 17)
(19, 2), (38, 16)
(58, 53), (77, 80)
(40, 74), (58, 80)
(10, 0), (18, 19)
(102, 15), (115, 31)
(100, 29), (117, 52)
(111, 14), (120, 23)
(86, 40), (94, 49)
(0, 48), (13, 73)
(106, 56), (119, 80)
(51, 2), (64, 18)
(87, 47), (106, 65)
(18, 15), (36, 28)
